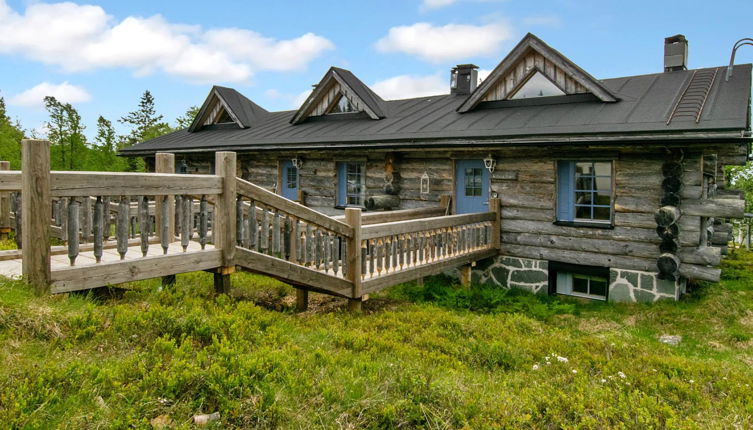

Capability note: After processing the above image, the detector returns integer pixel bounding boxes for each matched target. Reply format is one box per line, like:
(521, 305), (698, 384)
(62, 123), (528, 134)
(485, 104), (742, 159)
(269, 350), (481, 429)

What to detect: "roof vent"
(664, 35), (688, 72)
(451, 64), (479, 95)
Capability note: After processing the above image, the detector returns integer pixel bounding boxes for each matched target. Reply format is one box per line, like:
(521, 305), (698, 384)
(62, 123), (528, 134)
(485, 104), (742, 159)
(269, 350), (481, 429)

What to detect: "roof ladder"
(666, 68), (718, 125)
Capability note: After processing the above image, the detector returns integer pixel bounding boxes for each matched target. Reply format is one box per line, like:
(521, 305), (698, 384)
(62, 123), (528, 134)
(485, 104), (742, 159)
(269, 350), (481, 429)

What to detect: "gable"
(290, 67), (386, 124)
(188, 86), (268, 132)
(458, 33), (617, 113)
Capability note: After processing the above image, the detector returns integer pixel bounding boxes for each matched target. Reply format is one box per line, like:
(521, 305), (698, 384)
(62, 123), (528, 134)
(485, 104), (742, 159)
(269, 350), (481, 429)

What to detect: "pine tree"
(119, 90), (165, 147)
(64, 103), (85, 170)
(44, 96), (69, 169)
(175, 105), (200, 129)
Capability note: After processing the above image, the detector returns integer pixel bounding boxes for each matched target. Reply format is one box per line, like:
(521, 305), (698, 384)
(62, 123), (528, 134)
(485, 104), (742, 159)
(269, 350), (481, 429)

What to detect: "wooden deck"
(0, 142), (503, 311)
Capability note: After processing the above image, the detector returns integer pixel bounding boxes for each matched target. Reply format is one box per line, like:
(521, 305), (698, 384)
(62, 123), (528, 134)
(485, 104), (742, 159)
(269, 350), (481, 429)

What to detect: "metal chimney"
(451, 64), (479, 95)
(664, 35), (688, 72)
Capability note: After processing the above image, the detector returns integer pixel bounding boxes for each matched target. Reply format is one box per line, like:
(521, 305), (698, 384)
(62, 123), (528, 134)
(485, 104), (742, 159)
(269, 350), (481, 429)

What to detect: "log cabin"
(122, 33), (752, 303)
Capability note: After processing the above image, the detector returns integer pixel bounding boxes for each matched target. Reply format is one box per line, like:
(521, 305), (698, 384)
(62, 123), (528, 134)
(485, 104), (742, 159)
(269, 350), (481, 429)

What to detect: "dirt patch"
(740, 310), (753, 329)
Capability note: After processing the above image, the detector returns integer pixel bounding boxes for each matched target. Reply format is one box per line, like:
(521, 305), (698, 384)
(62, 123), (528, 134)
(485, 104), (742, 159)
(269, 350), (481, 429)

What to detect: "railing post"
(21, 139), (51, 294)
(155, 153), (176, 288)
(0, 161), (10, 240)
(214, 151), (237, 294)
(345, 207), (362, 311)
(490, 197), (501, 250)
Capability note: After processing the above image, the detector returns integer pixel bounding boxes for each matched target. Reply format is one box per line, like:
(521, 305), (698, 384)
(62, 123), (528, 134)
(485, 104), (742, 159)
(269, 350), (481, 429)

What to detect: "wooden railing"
(0, 140), (501, 309)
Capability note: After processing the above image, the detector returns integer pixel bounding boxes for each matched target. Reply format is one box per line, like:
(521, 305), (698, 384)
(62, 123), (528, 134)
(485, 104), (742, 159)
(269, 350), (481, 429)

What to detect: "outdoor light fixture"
(420, 172), (430, 195)
(291, 156), (303, 170)
(483, 154), (496, 173)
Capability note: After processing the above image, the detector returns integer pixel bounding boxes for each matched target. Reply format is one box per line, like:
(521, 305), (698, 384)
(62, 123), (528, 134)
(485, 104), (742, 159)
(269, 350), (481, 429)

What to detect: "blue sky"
(1, 0), (752, 138)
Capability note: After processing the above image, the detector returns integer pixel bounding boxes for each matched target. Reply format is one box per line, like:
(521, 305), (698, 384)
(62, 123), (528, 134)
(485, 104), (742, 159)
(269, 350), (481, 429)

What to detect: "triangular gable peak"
(188, 86), (267, 132)
(290, 67), (385, 124)
(457, 33), (618, 113)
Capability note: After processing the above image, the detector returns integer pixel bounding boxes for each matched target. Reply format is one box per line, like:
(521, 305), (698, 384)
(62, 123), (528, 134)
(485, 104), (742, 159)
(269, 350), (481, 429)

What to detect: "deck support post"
(489, 197), (501, 250)
(21, 140), (51, 294)
(345, 208), (362, 312)
(155, 153), (176, 288)
(213, 151), (237, 294)
(459, 265), (472, 287)
(0, 161), (10, 240)
(295, 288), (309, 311)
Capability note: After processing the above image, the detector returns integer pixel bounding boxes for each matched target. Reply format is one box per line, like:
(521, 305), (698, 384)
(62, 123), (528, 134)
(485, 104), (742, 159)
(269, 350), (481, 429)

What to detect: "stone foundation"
(456, 255), (684, 303)
(471, 255), (549, 295)
(607, 268), (684, 303)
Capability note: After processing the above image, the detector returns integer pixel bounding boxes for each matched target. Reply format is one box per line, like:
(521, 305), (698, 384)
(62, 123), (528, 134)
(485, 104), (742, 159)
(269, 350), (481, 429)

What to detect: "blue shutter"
(337, 162), (347, 206)
(557, 161), (575, 221)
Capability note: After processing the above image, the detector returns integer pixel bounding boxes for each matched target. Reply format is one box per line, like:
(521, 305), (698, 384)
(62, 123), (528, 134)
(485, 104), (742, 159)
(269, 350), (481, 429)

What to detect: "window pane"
(573, 275), (589, 294)
(464, 168), (483, 197)
(575, 205), (592, 219)
(594, 191), (611, 206)
(594, 162), (611, 177)
(576, 162), (595, 176)
(575, 192), (592, 205)
(595, 176), (611, 191)
(589, 278), (607, 296)
(593, 206), (611, 220)
(344, 162), (364, 205)
(510, 71), (565, 99)
(575, 176), (593, 191)
(287, 168), (297, 188)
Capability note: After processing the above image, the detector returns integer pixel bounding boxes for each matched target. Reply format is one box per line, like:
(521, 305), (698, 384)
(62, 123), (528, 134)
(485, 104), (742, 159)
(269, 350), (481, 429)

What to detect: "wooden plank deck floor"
(0, 241), (215, 280)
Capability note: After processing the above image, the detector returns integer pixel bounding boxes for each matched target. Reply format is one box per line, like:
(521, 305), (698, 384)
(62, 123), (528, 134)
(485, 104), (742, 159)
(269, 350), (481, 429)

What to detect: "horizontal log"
(50, 172), (223, 197)
(361, 211), (495, 240)
(51, 249), (222, 293)
(365, 194), (401, 210)
(710, 230), (731, 246)
(657, 253), (680, 279)
(501, 206), (553, 222)
(680, 263), (721, 282)
(236, 177), (353, 237)
(683, 198), (744, 218)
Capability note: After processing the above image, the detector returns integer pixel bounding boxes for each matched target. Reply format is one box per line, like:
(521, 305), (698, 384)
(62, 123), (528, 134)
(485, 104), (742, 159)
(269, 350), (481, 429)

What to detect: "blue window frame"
(557, 161), (612, 223)
(337, 162), (365, 207)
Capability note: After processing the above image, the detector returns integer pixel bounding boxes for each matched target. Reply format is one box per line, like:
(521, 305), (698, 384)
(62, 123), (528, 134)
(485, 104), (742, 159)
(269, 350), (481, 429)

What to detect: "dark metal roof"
(187, 86), (269, 132)
(123, 64), (752, 155)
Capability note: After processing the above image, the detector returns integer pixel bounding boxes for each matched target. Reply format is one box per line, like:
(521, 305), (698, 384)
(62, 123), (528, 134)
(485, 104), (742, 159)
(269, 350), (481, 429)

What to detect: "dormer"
(188, 86), (268, 132)
(290, 67), (386, 124)
(457, 33), (618, 113)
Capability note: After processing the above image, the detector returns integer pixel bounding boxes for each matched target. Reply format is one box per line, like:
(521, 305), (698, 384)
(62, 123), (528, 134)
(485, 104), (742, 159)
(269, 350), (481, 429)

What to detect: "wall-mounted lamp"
(291, 156), (303, 170)
(483, 154), (496, 173)
(420, 172), (430, 195)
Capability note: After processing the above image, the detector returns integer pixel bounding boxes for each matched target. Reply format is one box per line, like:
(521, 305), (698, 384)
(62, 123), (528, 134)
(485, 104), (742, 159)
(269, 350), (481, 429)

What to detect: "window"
(329, 94), (356, 114)
(509, 71), (566, 99)
(557, 161), (612, 223)
(556, 272), (608, 300)
(337, 162), (365, 207)
(464, 167), (483, 196)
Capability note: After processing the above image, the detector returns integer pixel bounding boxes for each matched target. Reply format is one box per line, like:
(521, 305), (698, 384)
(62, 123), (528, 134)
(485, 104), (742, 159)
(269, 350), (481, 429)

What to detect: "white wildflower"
(600, 378), (607, 383)
(689, 380), (694, 384)
(544, 356), (550, 362)
(572, 369), (578, 374)
(532, 364), (540, 371)
(557, 356), (568, 363)
(617, 371), (626, 379)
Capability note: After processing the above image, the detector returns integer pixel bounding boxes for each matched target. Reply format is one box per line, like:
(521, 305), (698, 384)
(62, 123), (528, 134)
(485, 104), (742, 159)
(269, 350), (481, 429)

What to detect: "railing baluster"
(102, 196), (111, 241)
(398, 234), (404, 270)
(360, 239), (367, 280)
(332, 234), (339, 275)
(175, 195), (182, 236)
(391, 236), (398, 271)
(260, 207), (269, 254)
(67, 197), (79, 265)
(82, 196), (92, 243)
(296, 221), (303, 264)
(94, 196), (104, 263)
(313, 229), (321, 270)
(305, 223), (312, 265)
(117, 196), (128, 260)
(139, 196), (149, 257)
(248, 200), (257, 250)
(199, 195), (208, 250)
(369, 240), (375, 278)
(236, 196), (244, 246)
(323, 232), (330, 273)
(377, 239), (384, 275)
(60, 198), (68, 242)
(273, 210), (281, 255)
(161, 195), (170, 254)
(181, 195), (192, 252)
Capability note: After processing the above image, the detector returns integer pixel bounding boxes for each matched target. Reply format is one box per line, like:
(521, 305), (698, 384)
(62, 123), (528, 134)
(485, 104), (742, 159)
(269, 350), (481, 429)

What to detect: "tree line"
(0, 90), (197, 171)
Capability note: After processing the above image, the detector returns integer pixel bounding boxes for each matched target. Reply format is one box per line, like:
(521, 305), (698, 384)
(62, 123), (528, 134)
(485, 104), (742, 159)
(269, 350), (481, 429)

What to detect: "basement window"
(550, 262), (609, 301)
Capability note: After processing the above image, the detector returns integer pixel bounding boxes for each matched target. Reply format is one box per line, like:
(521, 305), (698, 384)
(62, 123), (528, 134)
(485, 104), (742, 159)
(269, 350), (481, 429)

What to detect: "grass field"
(1, 244), (752, 428)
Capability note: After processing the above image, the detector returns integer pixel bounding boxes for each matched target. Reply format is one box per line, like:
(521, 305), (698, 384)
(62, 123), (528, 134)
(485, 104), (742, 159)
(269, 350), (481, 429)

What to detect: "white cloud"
(372, 74), (448, 100)
(478, 68), (492, 84)
(375, 22), (514, 62)
(9, 82), (91, 108)
(0, 0), (334, 84)
(420, 0), (459, 10)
